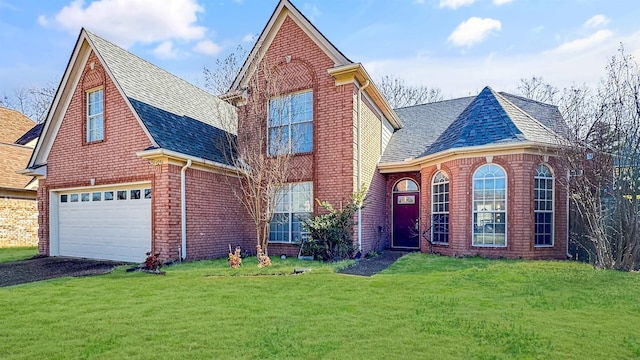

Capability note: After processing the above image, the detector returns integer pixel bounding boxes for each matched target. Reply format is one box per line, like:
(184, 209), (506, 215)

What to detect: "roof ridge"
(499, 91), (557, 108)
(393, 95), (476, 110)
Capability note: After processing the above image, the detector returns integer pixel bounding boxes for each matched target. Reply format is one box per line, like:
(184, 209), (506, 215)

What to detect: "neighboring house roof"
(382, 86), (565, 163)
(0, 143), (34, 190)
(26, 29), (237, 172)
(0, 107), (36, 144)
(14, 122), (43, 147)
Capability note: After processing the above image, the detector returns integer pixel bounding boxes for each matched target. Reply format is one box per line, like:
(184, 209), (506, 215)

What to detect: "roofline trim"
(378, 141), (560, 173)
(136, 148), (240, 177)
(328, 63), (402, 130)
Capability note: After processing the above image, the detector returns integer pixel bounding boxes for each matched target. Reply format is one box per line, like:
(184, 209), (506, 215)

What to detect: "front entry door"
(392, 192), (420, 249)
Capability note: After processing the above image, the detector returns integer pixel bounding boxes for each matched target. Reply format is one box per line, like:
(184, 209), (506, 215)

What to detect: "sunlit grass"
(0, 246), (37, 263)
(1, 253), (639, 359)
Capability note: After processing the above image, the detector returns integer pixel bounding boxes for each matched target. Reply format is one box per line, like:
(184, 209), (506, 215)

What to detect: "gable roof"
(382, 87), (565, 163)
(14, 122), (43, 146)
(0, 107), (35, 144)
(26, 29), (237, 171)
(231, 0), (351, 91)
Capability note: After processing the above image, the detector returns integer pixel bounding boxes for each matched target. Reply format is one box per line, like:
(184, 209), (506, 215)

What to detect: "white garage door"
(58, 184), (151, 262)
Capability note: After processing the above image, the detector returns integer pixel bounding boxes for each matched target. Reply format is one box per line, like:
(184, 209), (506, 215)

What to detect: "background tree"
(558, 47), (640, 271)
(0, 82), (56, 123)
(203, 45), (247, 96)
(377, 74), (443, 108)
(516, 75), (559, 104)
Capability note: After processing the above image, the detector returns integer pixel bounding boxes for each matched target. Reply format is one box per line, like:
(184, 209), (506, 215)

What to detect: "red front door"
(392, 192), (420, 249)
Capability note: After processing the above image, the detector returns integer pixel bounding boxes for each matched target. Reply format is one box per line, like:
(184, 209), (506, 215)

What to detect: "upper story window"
(432, 171), (450, 244)
(268, 90), (313, 155)
(87, 88), (104, 142)
(472, 164), (507, 247)
(534, 164), (554, 246)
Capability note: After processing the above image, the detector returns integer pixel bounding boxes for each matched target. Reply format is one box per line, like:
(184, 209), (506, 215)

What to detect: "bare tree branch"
(377, 74), (443, 108)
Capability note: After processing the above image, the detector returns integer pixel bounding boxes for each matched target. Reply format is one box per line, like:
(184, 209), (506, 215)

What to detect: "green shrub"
(302, 187), (366, 261)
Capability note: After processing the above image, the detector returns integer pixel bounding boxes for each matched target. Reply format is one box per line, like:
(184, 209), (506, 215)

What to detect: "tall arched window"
(432, 171), (449, 244)
(534, 164), (554, 246)
(472, 164), (507, 246)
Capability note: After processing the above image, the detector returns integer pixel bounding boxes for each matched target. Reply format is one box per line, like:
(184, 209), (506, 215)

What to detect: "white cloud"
(364, 31), (640, 100)
(193, 40), (221, 56)
(242, 33), (256, 43)
(493, 0), (514, 5)
(39, 0), (206, 48)
(153, 41), (179, 59)
(584, 14), (610, 28)
(439, 0), (476, 9)
(546, 30), (613, 55)
(448, 17), (502, 47)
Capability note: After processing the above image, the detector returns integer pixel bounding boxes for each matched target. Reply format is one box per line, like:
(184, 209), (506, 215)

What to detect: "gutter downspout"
(357, 80), (371, 252)
(181, 159), (192, 261)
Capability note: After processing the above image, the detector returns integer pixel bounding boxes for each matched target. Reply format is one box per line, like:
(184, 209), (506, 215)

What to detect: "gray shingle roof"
(382, 86), (565, 163)
(85, 30), (237, 163)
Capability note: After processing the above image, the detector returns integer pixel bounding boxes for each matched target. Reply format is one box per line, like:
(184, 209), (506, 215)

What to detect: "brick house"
(0, 107), (39, 247)
(22, 0), (568, 262)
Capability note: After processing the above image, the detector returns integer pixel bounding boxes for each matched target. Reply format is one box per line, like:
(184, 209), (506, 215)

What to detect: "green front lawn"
(1, 254), (639, 359)
(0, 246), (37, 263)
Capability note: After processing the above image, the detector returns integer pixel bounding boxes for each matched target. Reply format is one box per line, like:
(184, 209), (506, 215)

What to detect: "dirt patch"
(338, 250), (409, 277)
(0, 257), (125, 287)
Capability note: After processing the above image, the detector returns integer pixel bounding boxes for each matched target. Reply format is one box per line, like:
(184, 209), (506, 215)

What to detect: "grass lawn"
(0, 246), (37, 263)
(1, 253), (639, 359)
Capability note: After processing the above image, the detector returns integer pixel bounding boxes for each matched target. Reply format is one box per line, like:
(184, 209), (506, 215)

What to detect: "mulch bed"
(0, 257), (124, 287)
(338, 250), (408, 277)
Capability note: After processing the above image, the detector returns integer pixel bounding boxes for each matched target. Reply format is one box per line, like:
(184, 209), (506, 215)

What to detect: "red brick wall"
(238, 16), (357, 255)
(410, 153), (567, 259)
(185, 168), (253, 260)
(40, 51), (157, 257)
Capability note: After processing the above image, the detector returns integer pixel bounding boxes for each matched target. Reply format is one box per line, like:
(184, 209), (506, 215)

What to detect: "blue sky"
(1, 0), (639, 100)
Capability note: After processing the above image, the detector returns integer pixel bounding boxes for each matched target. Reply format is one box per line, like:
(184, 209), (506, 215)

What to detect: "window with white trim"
(269, 182), (313, 243)
(432, 171), (449, 244)
(534, 164), (554, 246)
(268, 90), (313, 155)
(87, 88), (104, 142)
(473, 164), (507, 246)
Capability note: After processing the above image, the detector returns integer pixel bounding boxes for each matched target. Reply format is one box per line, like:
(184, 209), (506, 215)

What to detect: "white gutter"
(136, 148), (239, 175)
(356, 80), (371, 252)
(180, 159), (192, 260)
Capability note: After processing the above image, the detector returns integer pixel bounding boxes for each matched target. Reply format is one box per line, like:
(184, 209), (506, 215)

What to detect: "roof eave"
(327, 63), (402, 130)
(136, 148), (239, 176)
(378, 141), (559, 173)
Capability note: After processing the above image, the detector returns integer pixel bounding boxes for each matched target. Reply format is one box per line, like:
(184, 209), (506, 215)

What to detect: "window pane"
(117, 190), (127, 200)
(60, 195), (68, 203)
(70, 194), (78, 202)
(144, 188), (152, 199)
(473, 164), (507, 246)
(81, 193), (90, 202)
(291, 122), (313, 153)
(104, 191), (114, 201)
(130, 189), (141, 200)
(92, 192), (101, 201)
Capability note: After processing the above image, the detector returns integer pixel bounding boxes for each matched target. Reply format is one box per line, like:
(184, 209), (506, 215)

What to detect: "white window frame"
(431, 171), (450, 244)
(534, 164), (554, 247)
(268, 90), (313, 155)
(472, 164), (507, 247)
(269, 182), (313, 243)
(87, 88), (104, 142)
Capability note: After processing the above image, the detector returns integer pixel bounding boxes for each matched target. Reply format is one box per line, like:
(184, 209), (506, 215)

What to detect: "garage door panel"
(58, 185), (151, 262)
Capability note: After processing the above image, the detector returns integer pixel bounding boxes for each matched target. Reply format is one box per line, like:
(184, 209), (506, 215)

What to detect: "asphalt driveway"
(0, 257), (124, 287)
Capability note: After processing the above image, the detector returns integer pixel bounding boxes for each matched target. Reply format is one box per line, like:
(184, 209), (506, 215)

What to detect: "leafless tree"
(559, 46), (640, 271)
(203, 45), (247, 96)
(0, 83), (56, 123)
(213, 51), (305, 257)
(377, 74), (443, 108)
(517, 76), (559, 104)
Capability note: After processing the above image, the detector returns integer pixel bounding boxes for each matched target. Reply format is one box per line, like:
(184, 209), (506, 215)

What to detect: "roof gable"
(27, 29), (237, 170)
(231, 0), (351, 91)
